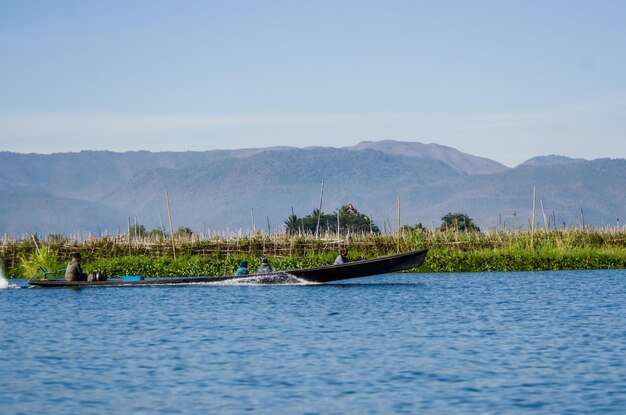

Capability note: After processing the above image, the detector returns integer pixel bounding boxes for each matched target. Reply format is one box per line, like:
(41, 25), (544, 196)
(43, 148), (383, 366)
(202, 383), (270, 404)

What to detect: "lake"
(1, 270), (625, 414)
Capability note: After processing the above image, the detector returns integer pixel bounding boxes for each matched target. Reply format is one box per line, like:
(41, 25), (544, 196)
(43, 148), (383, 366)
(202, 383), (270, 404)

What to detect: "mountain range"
(1, 140), (624, 235)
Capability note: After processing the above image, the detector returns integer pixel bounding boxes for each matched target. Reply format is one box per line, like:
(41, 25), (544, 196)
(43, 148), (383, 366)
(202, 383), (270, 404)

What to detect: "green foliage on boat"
(18, 245), (65, 279)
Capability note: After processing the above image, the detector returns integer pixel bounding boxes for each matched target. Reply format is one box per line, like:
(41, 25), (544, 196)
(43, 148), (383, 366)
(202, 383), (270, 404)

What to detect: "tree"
(147, 228), (166, 238)
(401, 223), (425, 233)
(45, 233), (67, 243)
(284, 213), (300, 235)
(174, 227), (194, 238)
(440, 212), (480, 232)
(285, 204), (379, 235)
(128, 225), (146, 237)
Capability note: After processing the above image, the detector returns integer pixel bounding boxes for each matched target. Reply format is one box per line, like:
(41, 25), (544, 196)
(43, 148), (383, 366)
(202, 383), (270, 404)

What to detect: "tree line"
(285, 205), (479, 235)
(126, 206), (478, 238)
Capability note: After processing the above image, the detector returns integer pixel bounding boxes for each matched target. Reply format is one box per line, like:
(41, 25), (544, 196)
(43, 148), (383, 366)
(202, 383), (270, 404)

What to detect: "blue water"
(1, 270), (625, 414)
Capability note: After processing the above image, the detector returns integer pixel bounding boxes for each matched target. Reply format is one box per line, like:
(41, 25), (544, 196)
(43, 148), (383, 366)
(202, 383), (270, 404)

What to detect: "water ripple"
(1, 270), (625, 414)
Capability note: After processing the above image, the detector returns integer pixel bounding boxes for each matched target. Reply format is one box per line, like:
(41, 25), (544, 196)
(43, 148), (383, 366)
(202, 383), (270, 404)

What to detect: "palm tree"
(284, 214), (299, 235)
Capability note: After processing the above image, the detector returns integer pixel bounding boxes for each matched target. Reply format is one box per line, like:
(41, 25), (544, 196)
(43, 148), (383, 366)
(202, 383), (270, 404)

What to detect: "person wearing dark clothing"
(256, 258), (273, 273)
(334, 247), (349, 265)
(235, 260), (250, 275)
(65, 252), (88, 281)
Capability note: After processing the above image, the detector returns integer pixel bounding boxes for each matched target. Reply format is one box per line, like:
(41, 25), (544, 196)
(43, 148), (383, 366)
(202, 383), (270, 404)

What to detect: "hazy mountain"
(347, 140), (510, 174)
(516, 155), (585, 168)
(102, 148), (462, 234)
(0, 183), (126, 236)
(403, 158), (625, 230)
(0, 142), (623, 235)
(0, 148), (291, 200)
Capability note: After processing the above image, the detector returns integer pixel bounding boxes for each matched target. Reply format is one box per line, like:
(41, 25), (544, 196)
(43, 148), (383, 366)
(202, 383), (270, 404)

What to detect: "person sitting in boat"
(334, 247), (349, 265)
(65, 252), (88, 281)
(235, 260), (249, 275)
(256, 258), (273, 273)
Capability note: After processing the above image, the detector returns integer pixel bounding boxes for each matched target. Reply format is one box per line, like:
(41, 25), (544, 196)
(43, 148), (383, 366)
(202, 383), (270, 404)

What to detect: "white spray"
(0, 259), (9, 289)
(219, 272), (317, 286)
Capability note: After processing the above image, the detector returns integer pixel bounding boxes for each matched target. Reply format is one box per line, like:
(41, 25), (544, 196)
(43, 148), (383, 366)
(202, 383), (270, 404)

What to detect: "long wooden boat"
(28, 248), (428, 288)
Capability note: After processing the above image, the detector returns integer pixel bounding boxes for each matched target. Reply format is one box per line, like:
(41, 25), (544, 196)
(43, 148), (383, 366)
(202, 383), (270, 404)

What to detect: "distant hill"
(0, 142), (623, 235)
(0, 148), (291, 201)
(0, 183), (126, 236)
(347, 140), (509, 175)
(516, 155), (585, 168)
(405, 158), (625, 230)
(102, 147), (462, 234)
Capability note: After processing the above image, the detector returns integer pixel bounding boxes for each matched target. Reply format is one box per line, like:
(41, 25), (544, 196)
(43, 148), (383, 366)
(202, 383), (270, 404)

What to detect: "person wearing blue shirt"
(235, 260), (249, 275)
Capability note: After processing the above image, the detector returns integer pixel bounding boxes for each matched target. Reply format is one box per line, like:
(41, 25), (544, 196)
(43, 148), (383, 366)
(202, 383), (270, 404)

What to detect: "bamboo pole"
(165, 191), (176, 259)
(397, 197), (401, 252)
(127, 217), (132, 255)
(531, 186), (536, 249)
(31, 234), (41, 256)
(580, 207), (585, 229)
(316, 180), (324, 237)
(157, 203), (165, 234)
(251, 208), (256, 234)
(337, 211), (340, 245)
(540, 199), (548, 230)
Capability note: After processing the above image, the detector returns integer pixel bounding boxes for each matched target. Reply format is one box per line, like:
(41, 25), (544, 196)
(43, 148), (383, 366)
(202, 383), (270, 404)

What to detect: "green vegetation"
(87, 254), (341, 279)
(128, 225), (147, 237)
(1, 228), (624, 278)
(285, 204), (379, 235)
(439, 212), (481, 232)
(128, 225), (194, 239)
(18, 244), (65, 278)
(421, 247), (626, 273)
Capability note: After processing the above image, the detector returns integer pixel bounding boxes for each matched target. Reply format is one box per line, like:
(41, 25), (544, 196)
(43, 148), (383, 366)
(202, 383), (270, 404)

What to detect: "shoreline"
(3, 229), (624, 278)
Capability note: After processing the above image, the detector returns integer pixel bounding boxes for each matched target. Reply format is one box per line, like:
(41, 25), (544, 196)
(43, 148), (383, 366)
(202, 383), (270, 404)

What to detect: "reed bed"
(2, 228), (625, 278)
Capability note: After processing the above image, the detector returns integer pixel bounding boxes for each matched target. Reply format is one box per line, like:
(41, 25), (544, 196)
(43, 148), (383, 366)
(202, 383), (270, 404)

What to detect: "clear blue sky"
(1, 0), (624, 166)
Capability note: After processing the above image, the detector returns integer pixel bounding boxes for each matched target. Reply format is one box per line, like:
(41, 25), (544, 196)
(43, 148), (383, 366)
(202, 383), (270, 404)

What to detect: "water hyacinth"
(1, 228), (625, 278)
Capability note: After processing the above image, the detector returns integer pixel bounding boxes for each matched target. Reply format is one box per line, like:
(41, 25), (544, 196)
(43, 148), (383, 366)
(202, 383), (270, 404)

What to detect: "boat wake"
(213, 272), (317, 286)
(0, 276), (19, 289)
(0, 262), (19, 288)
(130, 273), (317, 287)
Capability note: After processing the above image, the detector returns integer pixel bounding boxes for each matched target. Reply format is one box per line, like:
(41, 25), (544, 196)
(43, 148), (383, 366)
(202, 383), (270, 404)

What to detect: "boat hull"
(28, 249), (428, 287)
(289, 248), (428, 283)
